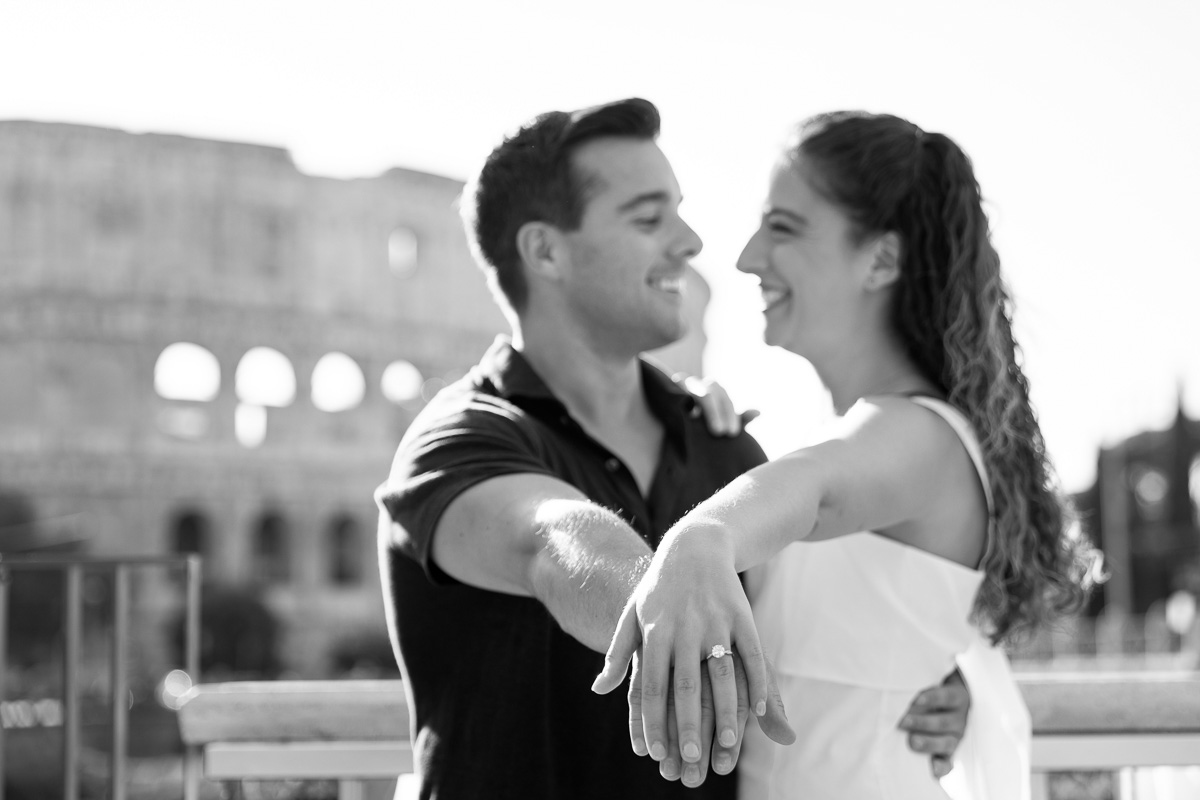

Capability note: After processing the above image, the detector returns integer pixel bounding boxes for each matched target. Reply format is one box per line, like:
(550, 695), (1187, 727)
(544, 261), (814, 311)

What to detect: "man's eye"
(636, 217), (662, 228)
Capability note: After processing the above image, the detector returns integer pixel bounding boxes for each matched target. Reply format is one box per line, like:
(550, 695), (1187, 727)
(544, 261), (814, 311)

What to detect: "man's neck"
(513, 323), (648, 430)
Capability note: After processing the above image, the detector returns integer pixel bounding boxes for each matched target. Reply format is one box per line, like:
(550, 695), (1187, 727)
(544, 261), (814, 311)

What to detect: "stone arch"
(311, 352), (366, 413)
(326, 513), (363, 586)
(169, 508), (211, 557)
(235, 347), (296, 408)
(154, 342), (221, 402)
(251, 511), (290, 584)
(381, 359), (424, 406)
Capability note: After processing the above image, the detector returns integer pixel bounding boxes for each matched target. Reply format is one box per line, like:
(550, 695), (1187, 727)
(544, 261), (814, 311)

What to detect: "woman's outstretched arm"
(593, 397), (984, 781)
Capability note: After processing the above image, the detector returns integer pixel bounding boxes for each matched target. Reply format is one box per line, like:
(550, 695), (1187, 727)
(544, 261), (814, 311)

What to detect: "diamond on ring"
(707, 645), (731, 660)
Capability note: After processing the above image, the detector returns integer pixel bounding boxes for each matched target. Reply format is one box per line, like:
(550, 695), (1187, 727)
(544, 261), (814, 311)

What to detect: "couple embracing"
(376, 98), (1098, 799)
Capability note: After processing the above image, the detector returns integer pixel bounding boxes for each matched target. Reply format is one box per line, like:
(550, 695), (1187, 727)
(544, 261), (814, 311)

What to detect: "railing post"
(183, 555), (202, 800)
(64, 565), (82, 800)
(0, 566), (9, 800)
(111, 565), (129, 800)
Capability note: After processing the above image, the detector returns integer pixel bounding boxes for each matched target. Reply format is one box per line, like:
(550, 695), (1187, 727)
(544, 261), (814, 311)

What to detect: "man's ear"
(865, 231), (903, 291)
(515, 221), (565, 280)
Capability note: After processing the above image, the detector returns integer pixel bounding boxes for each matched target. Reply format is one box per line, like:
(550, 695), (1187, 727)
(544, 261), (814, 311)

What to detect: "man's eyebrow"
(617, 191), (673, 213)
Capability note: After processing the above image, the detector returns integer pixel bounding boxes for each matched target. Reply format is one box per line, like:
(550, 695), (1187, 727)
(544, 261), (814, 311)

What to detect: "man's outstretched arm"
(382, 470), (792, 783)
(417, 472), (651, 651)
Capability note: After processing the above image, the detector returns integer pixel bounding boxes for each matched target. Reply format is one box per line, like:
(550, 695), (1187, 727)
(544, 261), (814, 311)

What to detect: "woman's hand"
(593, 524), (794, 782)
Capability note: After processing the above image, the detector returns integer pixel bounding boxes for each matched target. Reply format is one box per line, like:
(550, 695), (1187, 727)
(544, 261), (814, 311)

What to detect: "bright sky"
(3, 0), (1197, 492)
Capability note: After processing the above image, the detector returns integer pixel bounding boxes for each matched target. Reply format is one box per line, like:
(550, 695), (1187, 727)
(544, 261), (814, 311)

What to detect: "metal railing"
(0, 553), (202, 800)
(176, 672), (1200, 800)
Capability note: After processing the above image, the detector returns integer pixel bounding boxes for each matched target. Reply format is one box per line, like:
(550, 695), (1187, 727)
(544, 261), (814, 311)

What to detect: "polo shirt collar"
(479, 336), (698, 431)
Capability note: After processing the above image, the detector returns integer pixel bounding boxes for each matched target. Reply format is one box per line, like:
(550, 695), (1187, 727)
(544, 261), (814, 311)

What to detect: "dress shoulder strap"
(905, 396), (996, 568)
(905, 396), (994, 518)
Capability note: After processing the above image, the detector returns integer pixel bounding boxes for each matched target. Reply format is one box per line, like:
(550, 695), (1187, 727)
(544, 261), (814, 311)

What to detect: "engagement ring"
(706, 645), (731, 660)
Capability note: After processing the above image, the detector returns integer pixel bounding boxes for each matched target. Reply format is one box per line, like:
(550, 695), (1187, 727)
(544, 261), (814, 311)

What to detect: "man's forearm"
(527, 499), (653, 652)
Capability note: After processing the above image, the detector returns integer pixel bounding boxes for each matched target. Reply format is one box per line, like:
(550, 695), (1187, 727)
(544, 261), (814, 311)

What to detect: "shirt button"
(605, 458), (621, 472)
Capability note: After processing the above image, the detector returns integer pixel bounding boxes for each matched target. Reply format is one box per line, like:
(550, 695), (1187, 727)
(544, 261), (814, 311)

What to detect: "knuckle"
(710, 658), (734, 679)
(675, 676), (698, 696)
(641, 681), (666, 699)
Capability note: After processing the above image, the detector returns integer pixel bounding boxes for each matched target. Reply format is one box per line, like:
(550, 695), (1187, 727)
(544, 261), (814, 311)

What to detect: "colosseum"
(0, 121), (710, 676)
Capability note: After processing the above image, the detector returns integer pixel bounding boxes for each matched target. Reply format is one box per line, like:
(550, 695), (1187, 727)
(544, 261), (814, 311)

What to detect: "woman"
(592, 112), (1098, 798)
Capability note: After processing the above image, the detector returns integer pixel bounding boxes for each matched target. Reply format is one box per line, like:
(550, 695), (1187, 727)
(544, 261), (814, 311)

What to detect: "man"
(376, 98), (967, 800)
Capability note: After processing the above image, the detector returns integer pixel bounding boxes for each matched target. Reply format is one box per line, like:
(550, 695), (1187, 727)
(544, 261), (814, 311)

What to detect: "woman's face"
(737, 156), (878, 358)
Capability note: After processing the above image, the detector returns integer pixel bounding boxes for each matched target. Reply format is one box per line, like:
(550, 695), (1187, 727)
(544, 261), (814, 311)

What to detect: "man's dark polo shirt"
(377, 337), (768, 800)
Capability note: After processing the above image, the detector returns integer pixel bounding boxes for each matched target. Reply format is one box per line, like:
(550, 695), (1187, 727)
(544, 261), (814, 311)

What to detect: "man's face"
(556, 137), (702, 355)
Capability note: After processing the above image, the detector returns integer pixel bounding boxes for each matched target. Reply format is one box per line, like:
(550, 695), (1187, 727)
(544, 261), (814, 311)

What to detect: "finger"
(682, 666), (715, 788)
(931, 755), (953, 780)
(731, 613), (770, 722)
(740, 408), (761, 426)
(909, 683), (970, 713)
(711, 654), (750, 776)
(660, 677), (682, 781)
(705, 382), (737, 434)
(907, 733), (960, 758)
(639, 632), (671, 764)
(671, 642), (704, 766)
(592, 601), (640, 694)
(756, 655), (796, 746)
(897, 709), (967, 736)
(627, 650), (648, 756)
(705, 647), (739, 756)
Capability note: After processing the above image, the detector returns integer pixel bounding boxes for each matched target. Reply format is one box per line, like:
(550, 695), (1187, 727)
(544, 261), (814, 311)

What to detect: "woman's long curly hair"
(791, 111), (1101, 643)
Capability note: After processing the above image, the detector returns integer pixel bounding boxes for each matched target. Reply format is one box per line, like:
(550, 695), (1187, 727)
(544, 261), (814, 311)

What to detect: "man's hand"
(897, 669), (971, 778)
(676, 375), (759, 437)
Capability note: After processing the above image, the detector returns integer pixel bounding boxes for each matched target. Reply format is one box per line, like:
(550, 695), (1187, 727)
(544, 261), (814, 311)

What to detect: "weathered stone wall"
(0, 121), (709, 676)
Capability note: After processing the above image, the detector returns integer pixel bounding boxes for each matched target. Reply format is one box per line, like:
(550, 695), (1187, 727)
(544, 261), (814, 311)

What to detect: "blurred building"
(1074, 390), (1200, 617)
(0, 121), (710, 675)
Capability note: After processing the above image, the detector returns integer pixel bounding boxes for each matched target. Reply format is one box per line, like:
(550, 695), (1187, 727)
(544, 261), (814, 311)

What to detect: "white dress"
(738, 397), (1031, 800)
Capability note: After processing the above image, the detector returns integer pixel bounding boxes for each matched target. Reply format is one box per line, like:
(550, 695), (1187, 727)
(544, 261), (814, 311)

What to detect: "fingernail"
(683, 742), (700, 761)
(720, 728), (736, 747)
(683, 764), (700, 785)
(911, 735), (926, 748)
(714, 753), (731, 773)
(898, 715), (914, 728)
(633, 737), (648, 756)
(662, 759), (680, 779)
(650, 742), (666, 760)
(755, 700), (767, 716)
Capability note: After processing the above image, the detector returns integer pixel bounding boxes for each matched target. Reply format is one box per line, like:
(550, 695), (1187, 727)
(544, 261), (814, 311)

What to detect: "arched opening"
(312, 353), (366, 413)
(170, 509), (210, 557)
(235, 347), (296, 408)
(251, 512), (290, 584)
(381, 359), (423, 406)
(155, 343), (220, 402)
(327, 514), (363, 586)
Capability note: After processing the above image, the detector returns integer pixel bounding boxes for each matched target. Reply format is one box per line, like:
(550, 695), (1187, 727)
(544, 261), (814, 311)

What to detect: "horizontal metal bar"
(0, 555), (196, 568)
(204, 741), (413, 779)
(1030, 733), (1200, 770)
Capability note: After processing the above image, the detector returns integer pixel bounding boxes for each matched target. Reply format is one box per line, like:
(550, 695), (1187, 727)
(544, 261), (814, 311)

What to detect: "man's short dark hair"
(462, 98), (661, 313)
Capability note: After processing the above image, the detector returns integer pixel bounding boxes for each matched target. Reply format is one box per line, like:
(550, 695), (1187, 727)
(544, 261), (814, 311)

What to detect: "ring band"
(706, 645), (731, 660)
